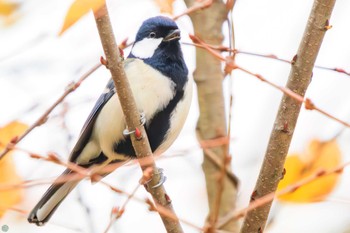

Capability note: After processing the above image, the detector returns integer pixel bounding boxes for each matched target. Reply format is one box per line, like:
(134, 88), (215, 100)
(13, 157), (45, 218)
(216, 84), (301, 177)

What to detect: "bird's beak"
(163, 29), (181, 42)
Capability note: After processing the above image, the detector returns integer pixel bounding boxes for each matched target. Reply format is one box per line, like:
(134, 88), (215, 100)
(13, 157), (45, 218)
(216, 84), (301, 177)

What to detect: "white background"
(1, 0), (350, 232)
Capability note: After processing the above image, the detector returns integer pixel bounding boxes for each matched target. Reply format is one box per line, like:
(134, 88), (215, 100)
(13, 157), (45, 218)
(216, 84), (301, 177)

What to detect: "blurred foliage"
(0, 0), (20, 26)
(59, 0), (106, 35)
(155, 0), (175, 14)
(0, 121), (27, 217)
(277, 139), (341, 202)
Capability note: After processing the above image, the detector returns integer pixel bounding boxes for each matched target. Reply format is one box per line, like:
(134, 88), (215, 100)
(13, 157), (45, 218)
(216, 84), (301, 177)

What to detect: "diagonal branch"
(93, 4), (183, 233)
(0, 63), (101, 160)
(188, 35), (350, 129)
(240, 0), (337, 232)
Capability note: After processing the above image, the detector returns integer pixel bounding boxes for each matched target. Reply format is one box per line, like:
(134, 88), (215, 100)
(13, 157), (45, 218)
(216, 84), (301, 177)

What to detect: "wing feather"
(69, 79), (115, 162)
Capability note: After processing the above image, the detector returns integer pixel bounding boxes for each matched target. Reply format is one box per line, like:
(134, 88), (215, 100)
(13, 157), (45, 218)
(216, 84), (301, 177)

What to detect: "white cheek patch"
(131, 37), (163, 59)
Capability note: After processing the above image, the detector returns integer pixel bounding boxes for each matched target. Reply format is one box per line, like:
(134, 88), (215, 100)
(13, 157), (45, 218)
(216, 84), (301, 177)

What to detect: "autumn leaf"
(0, 0), (20, 26)
(277, 139), (341, 202)
(59, 0), (106, 36)
(155, 0), (175, 15)
(0, 0), (18, 16)
(0, 121), (27, 217)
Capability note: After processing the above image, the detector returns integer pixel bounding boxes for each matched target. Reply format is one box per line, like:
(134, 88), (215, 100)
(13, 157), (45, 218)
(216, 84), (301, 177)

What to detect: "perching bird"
(28, 16), (192, 226)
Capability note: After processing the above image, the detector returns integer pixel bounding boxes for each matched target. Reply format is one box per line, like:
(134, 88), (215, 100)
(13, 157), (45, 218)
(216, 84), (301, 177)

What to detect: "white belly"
(78, 59), (180, 164)
(154, 77), (193, 155)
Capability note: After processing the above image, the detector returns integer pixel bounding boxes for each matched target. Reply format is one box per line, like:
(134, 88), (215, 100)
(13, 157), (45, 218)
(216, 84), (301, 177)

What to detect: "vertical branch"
(93, 4), (183, 233)
(240, 0), (336, 232)
(184, 0), (238, 232)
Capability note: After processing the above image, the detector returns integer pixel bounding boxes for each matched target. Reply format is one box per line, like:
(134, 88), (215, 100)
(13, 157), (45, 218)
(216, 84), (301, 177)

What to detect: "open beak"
(163, 29), (181, 42)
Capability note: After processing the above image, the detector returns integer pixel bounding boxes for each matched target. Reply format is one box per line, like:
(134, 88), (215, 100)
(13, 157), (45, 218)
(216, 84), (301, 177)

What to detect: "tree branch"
(93, 4), (183, 233)
(0, 63), (101, 160)
(184, 0), (238, 232)
(240, 0), (337, 232)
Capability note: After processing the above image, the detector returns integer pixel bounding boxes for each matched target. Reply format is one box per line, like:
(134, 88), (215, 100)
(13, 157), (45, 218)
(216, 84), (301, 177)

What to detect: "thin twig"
(217, 160), (349, 228)
(0, 62), (102, 160)
(182, 42), (350, 77)
(236, 66), (350, 128)
(173, 0), (213, 20)
(0, 206), (27, 215)
(0, 147), (203, 231)
(188, 33), (350, 130)
(103, 183), (141, 233)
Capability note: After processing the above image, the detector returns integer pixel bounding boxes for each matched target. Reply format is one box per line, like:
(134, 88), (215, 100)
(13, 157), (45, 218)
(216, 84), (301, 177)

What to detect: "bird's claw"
(140, 112), (146, 126)
(143, 168), (167, 189)
(151, 168), (167, 189)
(123, 111), (146, 136)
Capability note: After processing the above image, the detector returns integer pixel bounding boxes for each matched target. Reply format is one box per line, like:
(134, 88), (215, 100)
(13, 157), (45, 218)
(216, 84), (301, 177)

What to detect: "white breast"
(154, 77), (193, 155)
(88, 59), (176, 161)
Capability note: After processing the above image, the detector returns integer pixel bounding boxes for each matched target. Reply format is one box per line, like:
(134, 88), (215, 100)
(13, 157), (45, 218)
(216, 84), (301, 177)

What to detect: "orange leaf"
(277, 139), (341, 202)
(0, 0), (18, 16)
(0, 121), (28, 217)
(155, 0), (175, 14)
(59, 0), (106, 36)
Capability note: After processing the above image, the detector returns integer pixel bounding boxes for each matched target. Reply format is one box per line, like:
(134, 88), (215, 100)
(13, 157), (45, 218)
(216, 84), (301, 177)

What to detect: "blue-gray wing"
(69, 78), (116, 163)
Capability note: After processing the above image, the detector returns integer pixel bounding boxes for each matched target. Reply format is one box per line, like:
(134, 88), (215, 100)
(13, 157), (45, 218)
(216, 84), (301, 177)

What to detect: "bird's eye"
(149, 32), (156, 38)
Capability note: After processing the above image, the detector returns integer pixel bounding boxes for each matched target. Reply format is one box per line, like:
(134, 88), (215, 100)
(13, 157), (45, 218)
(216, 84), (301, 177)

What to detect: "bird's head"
(129, 16), (182, 60)
(128, 16), (188, 89)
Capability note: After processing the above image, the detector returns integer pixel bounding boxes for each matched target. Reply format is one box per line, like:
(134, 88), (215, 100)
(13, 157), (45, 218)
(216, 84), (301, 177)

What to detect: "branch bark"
(93, 5), (183, 233)
(184, 0), (238, 232)
(240, 0), (336, 232)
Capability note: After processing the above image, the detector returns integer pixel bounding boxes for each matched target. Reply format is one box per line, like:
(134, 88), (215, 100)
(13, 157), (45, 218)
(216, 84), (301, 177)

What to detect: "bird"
(28, 16), (192, 226)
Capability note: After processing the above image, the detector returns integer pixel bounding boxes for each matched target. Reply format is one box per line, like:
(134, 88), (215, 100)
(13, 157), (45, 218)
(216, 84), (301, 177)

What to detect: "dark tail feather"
(28, 169), (80, 226)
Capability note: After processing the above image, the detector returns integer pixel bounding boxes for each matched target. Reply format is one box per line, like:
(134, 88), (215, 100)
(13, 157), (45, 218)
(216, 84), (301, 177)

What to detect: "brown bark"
(240, 0), (337, 232)
(94, 5), (183, 233)
(184, 0), (238, 232)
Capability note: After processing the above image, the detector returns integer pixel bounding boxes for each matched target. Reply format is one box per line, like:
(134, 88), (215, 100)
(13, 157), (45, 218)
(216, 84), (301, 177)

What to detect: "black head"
(128, 16), (188, 89)
(134, 16), (179, 43)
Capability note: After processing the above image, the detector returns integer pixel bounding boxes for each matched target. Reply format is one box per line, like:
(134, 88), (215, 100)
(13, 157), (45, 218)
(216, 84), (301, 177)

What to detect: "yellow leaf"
(155, 0), (175, 14)
(59, 0), (106, 36)
(277, 139), (341, 203)
(0, 121), (28, 217)
(0, 0), (18, 16)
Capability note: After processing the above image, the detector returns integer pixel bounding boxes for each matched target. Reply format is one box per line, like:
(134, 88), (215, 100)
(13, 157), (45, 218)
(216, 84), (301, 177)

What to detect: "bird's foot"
(123, 111), (146, 136)
(139, 111), (146, 126)
(151, 168), (167, 188)
(143, 168), (167, 189)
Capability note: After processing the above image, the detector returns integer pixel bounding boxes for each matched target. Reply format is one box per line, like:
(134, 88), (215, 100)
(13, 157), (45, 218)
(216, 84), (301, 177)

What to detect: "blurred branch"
(236, 65), (350, 128)
(173, 0), (213, 20)
(240, 0), (337, 232)
(218, 159), (349, 227)
(93, 4), (183, 233)
(103, 183), (141, 233)
(189, 34), (350, 129)
(0, 62), (102, 160)
(184, 0), (238, 232)
(3, 146), (349, 232)
(182, 42), (350, 77)
(0, 206), (27, 215)
(236, 50), (350, 77)
(0, 147), (203, 231)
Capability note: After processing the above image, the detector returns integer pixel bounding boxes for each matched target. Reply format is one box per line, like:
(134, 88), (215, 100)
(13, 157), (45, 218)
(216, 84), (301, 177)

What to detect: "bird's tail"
(28, 169), (80, 226)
